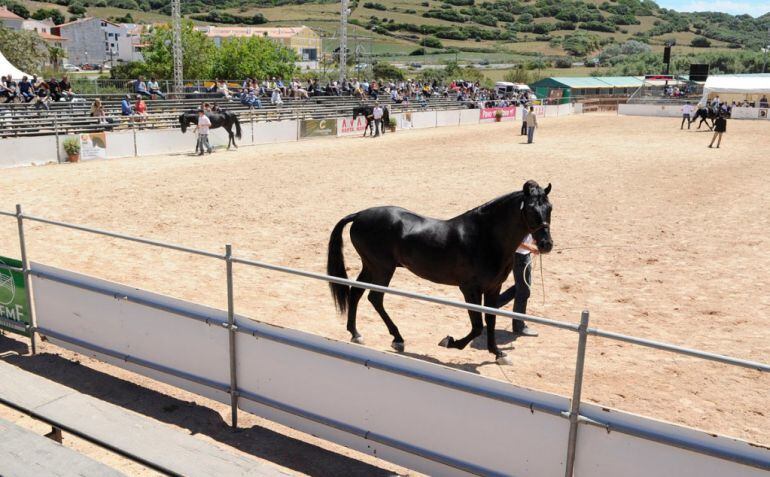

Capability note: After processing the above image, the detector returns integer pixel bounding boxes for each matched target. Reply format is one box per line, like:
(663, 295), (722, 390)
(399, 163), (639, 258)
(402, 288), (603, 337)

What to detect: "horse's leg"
(347, 268), (370, 344)
(439, 287), (483, 351)
(366, 267), (405, 352)
(483, 287), (509, 364)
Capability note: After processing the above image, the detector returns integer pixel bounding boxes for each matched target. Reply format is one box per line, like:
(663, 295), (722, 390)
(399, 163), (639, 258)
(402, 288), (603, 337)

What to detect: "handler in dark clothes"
(498, 234), (539, 336)
(708, 114), (727, 148)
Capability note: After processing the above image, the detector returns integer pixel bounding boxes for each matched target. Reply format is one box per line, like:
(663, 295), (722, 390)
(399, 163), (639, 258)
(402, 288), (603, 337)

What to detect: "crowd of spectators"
(1, 74), (75, 109)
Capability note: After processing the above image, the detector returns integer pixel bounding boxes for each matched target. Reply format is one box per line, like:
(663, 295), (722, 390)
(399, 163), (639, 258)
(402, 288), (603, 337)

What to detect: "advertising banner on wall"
(479, 107), (517, 123)
(337, 116), (369, 137)
(300, 119), (337, 139)
(79, 132), (107, 161)
(0, 256), (30, 336)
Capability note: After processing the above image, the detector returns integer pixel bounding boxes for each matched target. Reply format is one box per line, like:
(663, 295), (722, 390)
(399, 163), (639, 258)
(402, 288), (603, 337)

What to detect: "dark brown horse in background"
(178, 110), (242, 149)
(327, 180), (553, 363)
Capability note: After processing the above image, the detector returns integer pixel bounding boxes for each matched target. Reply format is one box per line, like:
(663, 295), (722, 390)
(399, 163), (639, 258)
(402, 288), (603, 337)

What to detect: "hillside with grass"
(3, 0), (769, 77)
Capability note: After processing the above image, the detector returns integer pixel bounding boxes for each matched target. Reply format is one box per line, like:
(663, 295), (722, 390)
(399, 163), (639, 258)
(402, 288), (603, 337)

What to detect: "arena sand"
(0, 113), (768, 475)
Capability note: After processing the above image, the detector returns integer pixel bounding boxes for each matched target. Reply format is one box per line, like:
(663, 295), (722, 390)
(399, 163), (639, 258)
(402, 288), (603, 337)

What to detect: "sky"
(657, 0), (770, 17)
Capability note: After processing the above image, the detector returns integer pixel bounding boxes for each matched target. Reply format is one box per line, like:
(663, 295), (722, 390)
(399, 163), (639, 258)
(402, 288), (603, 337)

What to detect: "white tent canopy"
(0, 49), (32, 79)
(701, 74), (770, 101)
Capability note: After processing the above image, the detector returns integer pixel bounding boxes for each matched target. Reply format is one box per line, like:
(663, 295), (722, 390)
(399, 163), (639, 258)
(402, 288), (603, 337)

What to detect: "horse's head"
(521, 180), (553, 253)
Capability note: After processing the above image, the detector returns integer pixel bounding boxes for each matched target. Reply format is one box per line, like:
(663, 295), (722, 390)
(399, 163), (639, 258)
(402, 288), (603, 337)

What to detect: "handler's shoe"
(517, 326), (539, 337)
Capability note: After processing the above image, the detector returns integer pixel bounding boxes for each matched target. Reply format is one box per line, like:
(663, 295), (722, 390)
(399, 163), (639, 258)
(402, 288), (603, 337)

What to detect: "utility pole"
(763, 27), (769, 73)
(339, 0), (349, 84)
(171, 0), (183, 97)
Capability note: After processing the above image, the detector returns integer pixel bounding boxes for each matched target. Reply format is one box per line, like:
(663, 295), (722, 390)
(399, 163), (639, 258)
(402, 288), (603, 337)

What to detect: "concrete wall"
(619, 103), (683, 118)
(0, 106), (576, 169)
(0, 135), (58, 167)
(29, 262), (770, 477)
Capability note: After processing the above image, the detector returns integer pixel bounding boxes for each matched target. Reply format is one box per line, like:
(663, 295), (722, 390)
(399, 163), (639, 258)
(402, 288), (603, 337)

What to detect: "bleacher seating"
(0, 93), (470, 138)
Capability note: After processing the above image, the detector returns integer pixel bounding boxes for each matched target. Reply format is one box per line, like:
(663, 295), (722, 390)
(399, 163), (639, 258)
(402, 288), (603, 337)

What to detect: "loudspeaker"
(689, 64), (709, 82)
(663, 46), (671, 65)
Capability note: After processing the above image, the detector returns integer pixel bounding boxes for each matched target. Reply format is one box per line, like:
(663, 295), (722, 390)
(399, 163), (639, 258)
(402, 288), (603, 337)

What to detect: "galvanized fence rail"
(0, 206), (768, 476)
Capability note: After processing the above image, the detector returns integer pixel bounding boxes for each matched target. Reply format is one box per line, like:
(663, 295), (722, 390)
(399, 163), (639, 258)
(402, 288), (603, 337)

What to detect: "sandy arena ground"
(0, 113), (768, 474)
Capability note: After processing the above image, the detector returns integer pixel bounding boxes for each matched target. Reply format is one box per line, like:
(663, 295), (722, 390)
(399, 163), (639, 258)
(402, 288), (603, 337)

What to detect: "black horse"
(691, 106), (719, 130)
(327, 180), (553, 363)
(178, 110), (242, 149)
(352, 105), (390, 137)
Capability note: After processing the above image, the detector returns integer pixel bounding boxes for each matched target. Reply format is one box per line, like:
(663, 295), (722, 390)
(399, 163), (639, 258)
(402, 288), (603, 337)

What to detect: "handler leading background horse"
(327, 180), (553, 363)
(179, 109), (242, 150)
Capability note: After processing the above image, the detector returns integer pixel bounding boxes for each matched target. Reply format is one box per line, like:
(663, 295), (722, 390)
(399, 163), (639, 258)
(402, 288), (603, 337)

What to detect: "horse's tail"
(233, 114), (242, 139)
(327, 212), (358, 314)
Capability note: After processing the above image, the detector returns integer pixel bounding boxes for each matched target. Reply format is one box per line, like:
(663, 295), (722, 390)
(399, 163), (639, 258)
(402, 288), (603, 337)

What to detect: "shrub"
(422, 35), (443, 48)
(363, 2), (386, 11)
(554, 57), (573, 68)
(690, 36), (711, 47)
(410, 47), (426, 55)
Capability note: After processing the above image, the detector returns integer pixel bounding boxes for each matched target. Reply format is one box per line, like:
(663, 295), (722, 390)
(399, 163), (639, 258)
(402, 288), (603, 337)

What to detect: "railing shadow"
(0, 334), (395, 477)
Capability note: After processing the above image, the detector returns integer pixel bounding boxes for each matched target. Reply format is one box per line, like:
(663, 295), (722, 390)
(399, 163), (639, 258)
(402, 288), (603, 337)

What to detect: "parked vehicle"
(63, 64), (81, 72)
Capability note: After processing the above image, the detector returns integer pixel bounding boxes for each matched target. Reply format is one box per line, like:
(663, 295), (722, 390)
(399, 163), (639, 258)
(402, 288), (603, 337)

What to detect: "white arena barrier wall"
(106, 130), (136, 159)
(253, 119), (299, 145)
(459, 108), (481, 125)
(409, 111), (438, 129)
(435, 110), (461, 127)
(135, 129), (198, 156)
(618, 103), (683, 117)
(731, 107), (769, 120)
(28, 262), (770, 477)
(0, 135), (58, 167)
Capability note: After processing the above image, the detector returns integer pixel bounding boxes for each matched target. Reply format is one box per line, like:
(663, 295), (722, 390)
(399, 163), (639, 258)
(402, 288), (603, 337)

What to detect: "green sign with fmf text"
(0, 256), (30, 337)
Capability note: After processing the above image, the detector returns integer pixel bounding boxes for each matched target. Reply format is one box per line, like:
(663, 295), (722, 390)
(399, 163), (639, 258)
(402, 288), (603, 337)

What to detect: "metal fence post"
(15, 205), (37, 355)
(564, 310), (590, 477)
(53, 118), (61, 164)
(225, 244), (239, 429)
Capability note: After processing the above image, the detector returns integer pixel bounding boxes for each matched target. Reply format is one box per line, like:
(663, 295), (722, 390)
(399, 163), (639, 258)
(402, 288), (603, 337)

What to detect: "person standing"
(520, 105), (528, 135)
(681, 102), (694, 130)
(372, 102), (384, 137)
(708, 114), (726, 149)
(497, 234), (539, 336)
(526, 106), (538, 144)
(194, 109), (213, 155)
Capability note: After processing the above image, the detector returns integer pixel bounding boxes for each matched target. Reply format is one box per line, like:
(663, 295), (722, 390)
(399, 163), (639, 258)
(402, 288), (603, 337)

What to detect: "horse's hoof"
(351, 336), (365, 345)
(496, 355), (512, 365)
(391, 341), (405, 353)
(438, 336), (454, 348)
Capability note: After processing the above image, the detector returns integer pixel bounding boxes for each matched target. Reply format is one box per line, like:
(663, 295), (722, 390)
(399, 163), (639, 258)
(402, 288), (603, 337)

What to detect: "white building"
(52, 17), (141, 66)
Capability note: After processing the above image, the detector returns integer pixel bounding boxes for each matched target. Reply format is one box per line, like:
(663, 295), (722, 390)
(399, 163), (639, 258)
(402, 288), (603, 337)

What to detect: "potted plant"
(63, 137), (80, 163)
(494, 109), (504, 122)
(388, 117), (397, 132)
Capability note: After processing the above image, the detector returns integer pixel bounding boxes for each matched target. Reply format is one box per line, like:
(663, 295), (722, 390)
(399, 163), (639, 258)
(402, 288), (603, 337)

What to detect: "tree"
(0, 26), (49, 74)
(372, 61), (404, 80)
(7, 2), (29, 18)
(47, 45), (65, 69)
(690, 36), (711, 47)
(211, 36), (297, 80)
(141, 21), (216, 79)
(32, 8), (65, 25)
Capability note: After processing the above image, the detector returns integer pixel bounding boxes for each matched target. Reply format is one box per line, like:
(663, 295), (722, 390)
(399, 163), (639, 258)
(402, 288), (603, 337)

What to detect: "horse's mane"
(467, 190), (524, 217)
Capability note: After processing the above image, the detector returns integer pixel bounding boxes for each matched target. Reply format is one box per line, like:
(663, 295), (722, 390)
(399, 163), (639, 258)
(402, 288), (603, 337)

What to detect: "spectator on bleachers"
(271, 88), (283, 106)
(291, 79), (308, 99)
(33, 82), (51, 111)
(18, 76), (34, 102)
(760, 95), (769, 109)
(121, 94), (134, 117)
(2, 76), (18, 103)
(46, 77), (61, 102)
(216, 79), (233, 100)
(133, 76), (152, 99)
(148, 77), (166, 99)
(240, 88), (262, 109)
(89, 98), (113, 124)
(59, 76), (74, 101)
(134, 95), (148, 121)
(0, 76), (11, 103)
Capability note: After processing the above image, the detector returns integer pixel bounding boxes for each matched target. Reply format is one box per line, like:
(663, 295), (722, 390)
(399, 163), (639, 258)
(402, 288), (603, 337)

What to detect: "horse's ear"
(544, 183), (552, 195)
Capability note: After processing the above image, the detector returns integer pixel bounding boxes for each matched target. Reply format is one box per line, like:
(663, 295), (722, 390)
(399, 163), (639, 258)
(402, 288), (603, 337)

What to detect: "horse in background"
(327, 181), (554, 364)
(178, 110), (242, 149)
(691, 106), (719, 130)
(352, 105), (390, 137)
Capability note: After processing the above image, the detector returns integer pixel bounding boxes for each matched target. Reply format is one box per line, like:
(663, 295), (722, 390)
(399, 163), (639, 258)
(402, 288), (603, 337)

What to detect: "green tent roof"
(530, 76), (646, 89)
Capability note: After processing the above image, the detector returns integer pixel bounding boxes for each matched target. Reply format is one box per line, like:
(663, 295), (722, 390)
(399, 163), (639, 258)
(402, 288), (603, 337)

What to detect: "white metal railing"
(1, 206), (768, 476)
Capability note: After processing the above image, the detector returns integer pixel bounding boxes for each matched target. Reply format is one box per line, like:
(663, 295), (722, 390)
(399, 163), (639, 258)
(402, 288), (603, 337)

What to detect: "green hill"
(6, 0), (770, 68)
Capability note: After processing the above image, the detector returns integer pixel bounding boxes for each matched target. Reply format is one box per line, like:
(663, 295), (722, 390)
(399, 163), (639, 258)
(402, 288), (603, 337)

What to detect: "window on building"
(301, 48), (317, 61)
